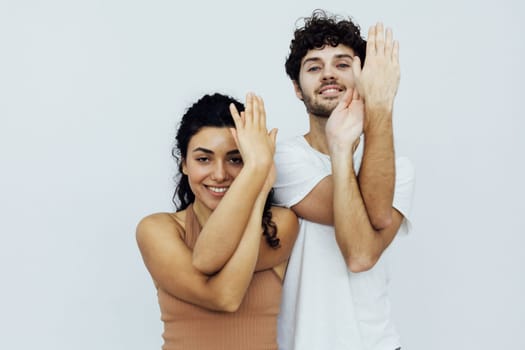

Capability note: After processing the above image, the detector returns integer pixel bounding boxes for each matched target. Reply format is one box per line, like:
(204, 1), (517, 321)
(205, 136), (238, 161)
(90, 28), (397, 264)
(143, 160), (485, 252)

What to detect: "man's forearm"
(358, 105), (395, 230)
(332, 153), (385, 272)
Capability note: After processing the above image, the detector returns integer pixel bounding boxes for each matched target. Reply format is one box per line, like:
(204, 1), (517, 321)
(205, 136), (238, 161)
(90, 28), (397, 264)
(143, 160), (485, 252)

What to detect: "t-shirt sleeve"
(392, 156), (416, 234)
(272, 139), (330, 208)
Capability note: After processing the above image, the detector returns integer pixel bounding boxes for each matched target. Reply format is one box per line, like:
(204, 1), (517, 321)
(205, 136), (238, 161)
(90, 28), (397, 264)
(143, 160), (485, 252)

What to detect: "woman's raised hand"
(229, 93), (278, 173)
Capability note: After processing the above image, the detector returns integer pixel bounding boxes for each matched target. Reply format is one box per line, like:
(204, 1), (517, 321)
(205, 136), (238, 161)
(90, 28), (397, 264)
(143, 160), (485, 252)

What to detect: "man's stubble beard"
(302, 92), (338, 119)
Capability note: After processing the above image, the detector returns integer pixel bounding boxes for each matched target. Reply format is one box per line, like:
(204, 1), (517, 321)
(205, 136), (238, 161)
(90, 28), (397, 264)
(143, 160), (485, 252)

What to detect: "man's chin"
(308, 105), (336, 118)
(309, 111), (331, 118)
(303, 96), (339, 118)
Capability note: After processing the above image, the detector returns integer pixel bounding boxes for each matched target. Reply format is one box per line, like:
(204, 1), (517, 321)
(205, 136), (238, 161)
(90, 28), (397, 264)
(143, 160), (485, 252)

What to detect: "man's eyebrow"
(302, 57), (321, 66)
(334, 54), (354, 60)
(302, 54), (354, 67)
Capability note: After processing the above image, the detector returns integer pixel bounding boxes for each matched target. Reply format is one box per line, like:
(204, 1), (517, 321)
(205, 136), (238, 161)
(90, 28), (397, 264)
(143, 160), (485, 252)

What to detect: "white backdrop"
(1, 0), (524, 349)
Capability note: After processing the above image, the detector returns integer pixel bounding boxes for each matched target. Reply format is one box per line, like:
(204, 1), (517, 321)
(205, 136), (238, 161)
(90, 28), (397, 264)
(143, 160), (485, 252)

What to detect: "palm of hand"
(230, 94), (276, 169)
(353, 24), (400, 107)
(326, 94), (364, 152)
(357, 56), (399, 106)
(235, 125), (274, 166)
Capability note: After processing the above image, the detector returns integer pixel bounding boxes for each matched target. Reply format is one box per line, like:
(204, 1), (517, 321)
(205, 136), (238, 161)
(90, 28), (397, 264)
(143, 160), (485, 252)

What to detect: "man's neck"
(304, 114), (330, 155)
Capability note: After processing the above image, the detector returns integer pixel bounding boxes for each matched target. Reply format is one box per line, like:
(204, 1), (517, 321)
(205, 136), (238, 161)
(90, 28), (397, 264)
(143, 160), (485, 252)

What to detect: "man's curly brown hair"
(285, 9), (367, 83)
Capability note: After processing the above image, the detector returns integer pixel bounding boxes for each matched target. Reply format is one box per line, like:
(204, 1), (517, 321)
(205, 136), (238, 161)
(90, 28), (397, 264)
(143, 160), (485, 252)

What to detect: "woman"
(136, 92), (298, 349)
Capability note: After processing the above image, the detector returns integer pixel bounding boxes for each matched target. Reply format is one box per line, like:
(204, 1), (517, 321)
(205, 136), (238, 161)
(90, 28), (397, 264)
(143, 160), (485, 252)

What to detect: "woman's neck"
(191, 200), (212, 228)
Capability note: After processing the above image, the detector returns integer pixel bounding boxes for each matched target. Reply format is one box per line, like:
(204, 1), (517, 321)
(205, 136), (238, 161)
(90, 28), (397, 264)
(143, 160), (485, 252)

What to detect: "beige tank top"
(157, 205), (282, 350)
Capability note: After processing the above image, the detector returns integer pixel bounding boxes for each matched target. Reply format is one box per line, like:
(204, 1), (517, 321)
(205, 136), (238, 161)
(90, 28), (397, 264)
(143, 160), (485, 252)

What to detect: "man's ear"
(293, 81), (304, 101)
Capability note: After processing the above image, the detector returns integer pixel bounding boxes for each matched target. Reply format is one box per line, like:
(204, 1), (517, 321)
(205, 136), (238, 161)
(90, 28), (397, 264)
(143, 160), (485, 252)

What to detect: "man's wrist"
(364, 105), (394, 133)
(365, 101), (394, 115)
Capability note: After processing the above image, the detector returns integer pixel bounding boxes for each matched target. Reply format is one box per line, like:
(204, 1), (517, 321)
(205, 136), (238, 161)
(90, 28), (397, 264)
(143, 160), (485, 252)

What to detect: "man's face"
(295, 44), (356, 118)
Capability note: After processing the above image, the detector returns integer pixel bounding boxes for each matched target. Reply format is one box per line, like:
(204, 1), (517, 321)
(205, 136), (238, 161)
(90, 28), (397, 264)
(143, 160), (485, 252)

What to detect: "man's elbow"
(346, 253), (380, 273)
(370, 211), (393, 231)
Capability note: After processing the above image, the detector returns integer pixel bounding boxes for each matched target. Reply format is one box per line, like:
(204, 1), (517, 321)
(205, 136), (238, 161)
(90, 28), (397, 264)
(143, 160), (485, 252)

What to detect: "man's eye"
(196, 157), (209, 162)
(307, 66), (321, 72)
(337, 63), (350, 69)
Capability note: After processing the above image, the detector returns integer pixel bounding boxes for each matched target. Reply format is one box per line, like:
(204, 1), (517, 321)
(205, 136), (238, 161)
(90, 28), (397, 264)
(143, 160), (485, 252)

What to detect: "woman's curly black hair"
(172, 93), (279, 249)
(285, 9), (367, 83)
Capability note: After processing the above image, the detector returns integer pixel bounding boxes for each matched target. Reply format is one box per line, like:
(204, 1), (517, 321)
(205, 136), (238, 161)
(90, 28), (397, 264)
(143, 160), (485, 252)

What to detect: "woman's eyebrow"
(191, 148), (240, 155)
(192, 147), (213, 154)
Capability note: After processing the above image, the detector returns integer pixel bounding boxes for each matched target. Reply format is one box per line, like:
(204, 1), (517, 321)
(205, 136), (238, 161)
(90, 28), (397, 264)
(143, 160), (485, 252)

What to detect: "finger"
(268, 128), (278, 150)
(334, 89), (353, 111)
(252, 94), (262, 129)
(385, 27), (393, 57)
(375, 22), (385, 55)
(392, 40), (399, 64)
(252, 93), (260, 128)
(258, 95), (266, 130)
(352, 88), (360, 101)
(229, 103), (243, 129)
(351, 56), (362, 93)
(229, 128), (240, 148)
(351, 55), (362, 75)
(366, 25), (376, 56)
(245, 92), (253, 127)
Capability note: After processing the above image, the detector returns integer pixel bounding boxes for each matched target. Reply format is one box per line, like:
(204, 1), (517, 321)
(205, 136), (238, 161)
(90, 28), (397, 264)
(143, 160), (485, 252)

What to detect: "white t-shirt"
(274, 136), (415, 350)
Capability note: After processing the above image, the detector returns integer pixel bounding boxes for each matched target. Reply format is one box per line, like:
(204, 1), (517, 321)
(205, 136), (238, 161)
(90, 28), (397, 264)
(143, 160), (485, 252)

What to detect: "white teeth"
(322, 88), (340, 94)
(208, 186), (228, 193)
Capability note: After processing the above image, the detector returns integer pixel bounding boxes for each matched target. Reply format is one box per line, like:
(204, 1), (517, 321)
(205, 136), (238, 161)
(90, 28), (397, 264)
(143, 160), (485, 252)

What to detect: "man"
(273, 10), (415, 350)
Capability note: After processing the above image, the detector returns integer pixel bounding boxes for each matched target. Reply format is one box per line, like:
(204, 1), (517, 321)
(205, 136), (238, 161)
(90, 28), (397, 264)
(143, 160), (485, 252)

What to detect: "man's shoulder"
(276, 135), (307, 150)
(276, 135), (314, 158)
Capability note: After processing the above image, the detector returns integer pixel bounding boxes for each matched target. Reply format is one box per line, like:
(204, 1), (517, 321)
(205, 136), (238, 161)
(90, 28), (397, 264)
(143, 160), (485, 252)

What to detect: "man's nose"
(321, 65), (336, 81)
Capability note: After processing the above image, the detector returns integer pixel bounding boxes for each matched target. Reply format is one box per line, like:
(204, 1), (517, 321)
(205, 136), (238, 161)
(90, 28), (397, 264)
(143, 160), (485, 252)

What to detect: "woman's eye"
(196, 157), (209, 162)
(230, 157), (243, 165)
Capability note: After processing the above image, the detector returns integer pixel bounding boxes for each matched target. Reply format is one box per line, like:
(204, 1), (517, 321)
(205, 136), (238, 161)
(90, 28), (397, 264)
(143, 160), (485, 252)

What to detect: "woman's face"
(182, 126), (243, 212)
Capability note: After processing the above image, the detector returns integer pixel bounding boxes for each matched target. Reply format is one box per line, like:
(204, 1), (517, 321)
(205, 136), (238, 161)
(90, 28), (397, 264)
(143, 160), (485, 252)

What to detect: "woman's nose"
(211, 162), (227, 182)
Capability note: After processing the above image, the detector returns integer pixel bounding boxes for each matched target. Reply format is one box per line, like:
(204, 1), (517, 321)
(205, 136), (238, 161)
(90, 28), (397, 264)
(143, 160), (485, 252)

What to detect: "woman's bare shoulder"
(136, 210), (187, 241)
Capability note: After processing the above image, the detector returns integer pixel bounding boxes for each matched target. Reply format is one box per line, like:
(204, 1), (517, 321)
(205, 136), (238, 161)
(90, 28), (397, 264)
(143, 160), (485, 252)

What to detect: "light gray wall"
(1, 0), (523, 349)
